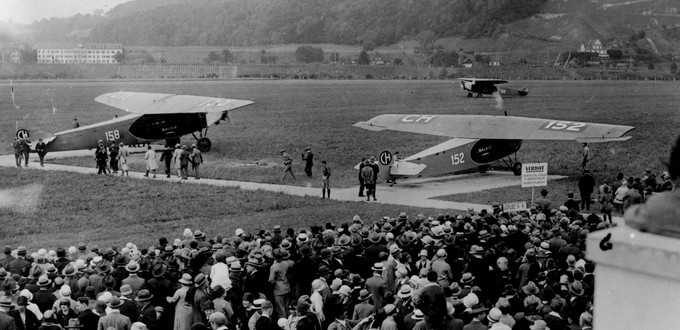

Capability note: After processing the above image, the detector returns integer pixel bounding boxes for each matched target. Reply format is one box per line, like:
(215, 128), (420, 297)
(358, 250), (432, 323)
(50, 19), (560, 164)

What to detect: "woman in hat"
(38, 310), (62, 330)
(166, 273), (194, 330)
(144, 145), (158, 178)
(55, 297), (78, 328)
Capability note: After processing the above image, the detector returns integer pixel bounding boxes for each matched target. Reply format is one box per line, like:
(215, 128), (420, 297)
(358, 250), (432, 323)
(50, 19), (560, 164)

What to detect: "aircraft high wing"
(354, 114), (634, 179)
(458, 78), (528, 98)
(95, 92), (254, 114)
(17, 92), (255, 153)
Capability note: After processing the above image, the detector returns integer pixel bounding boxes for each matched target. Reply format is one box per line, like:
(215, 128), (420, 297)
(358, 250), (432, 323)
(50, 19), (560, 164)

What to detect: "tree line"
(20, 0), (547, 47)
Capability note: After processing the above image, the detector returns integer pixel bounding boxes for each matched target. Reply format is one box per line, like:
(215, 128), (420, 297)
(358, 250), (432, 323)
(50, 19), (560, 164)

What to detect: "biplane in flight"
(458, 78), (529, 98)
(16, 92), (254, 153)
(354, 114), (634, 181)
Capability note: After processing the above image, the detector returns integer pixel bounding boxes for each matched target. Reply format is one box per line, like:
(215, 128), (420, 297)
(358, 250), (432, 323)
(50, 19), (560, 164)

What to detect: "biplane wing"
(354, 114), (634, 142)
(95, 92), (254, 114)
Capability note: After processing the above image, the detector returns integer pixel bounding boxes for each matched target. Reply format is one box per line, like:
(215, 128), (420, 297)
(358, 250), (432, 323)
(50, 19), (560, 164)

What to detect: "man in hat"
(159, 145), (175, 178)
(191, 144), (203, 179)
(135, 289), (156, 329)
(193, 273), (210, 325)
(146, 264), (172, 309)
(97, 297), (131, 330)
(534, 189), (551, 217)
(34, 275), (57, 313)
(8, 246), (30, 275)
(578, 169), (596, 211)
(360, 159), (375, 202)
(18, 136), (30, 167)
(352, 289), (374, 321)
(415, 271), (447, 328)
(301, 147), (314, 178)
(292, 246), (318, 297)
(179, 145), (191, 180)
(171, 143), (183, 178)
(269, 249), (294, 319)
(581, 142), (590, 172)
(365, 263), (387, 310)
(0, 296), (16, 329)
(95, 140), (109, 175)
(118, 284), (140, 322)
(122, 261), (146, 297)
(563, 192), (580, 213)
(280, 149), (296, 182)
(321, 160), (331, 199)
(12, 137), (22, 167)
(35, 138), (47, 167)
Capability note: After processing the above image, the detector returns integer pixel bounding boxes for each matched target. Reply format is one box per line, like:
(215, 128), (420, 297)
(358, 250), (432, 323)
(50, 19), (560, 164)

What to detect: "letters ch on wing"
(401, 115), (436, 123)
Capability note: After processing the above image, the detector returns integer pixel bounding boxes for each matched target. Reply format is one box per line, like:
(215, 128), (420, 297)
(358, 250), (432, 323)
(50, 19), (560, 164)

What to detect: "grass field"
(0, 167), (442, 250)
(0, 79), (678, 248)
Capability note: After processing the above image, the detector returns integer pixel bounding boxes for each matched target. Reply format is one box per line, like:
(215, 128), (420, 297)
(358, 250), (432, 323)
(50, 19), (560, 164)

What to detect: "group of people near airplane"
(91, 142), (204, 180)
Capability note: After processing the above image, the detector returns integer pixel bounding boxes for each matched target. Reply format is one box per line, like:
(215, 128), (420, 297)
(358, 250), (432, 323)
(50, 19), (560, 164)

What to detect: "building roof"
(33, 43), (123, 50)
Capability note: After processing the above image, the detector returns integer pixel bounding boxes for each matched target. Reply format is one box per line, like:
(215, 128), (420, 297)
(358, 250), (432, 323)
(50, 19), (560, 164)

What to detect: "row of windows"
(38, 49), (121, 54)
(37, 59), (116, 64)
(38, 54), (116, 59)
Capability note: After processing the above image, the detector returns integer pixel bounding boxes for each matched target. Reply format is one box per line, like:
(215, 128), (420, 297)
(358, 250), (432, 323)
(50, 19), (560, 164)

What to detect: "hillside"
(0, 0), (678, 57)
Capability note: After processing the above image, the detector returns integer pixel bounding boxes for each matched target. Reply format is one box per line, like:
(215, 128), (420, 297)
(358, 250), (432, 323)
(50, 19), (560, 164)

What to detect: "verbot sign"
(521, 163), (548, 188)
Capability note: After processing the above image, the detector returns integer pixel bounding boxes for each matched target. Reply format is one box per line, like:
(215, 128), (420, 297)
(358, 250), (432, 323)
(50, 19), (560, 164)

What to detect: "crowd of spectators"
(0, 203), (613, 330)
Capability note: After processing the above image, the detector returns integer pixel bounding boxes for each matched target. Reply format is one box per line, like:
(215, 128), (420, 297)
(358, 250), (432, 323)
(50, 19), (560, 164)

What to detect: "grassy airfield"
(0, 79), (678, 248)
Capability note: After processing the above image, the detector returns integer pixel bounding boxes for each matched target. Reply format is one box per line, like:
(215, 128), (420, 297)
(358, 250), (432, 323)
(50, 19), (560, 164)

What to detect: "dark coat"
(9, 309), (39, 330)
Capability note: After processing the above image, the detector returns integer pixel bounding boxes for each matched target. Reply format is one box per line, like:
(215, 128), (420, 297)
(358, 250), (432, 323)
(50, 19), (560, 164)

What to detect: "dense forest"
(25, 0), (547, 46)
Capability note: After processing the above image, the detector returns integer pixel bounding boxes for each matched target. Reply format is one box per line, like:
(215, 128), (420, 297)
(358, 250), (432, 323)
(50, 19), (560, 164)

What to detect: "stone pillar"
(587, 225), (680, 328)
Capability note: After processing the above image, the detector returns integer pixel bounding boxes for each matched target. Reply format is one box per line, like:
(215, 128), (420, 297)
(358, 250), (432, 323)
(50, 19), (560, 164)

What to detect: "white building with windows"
(35, 43), (123, 64)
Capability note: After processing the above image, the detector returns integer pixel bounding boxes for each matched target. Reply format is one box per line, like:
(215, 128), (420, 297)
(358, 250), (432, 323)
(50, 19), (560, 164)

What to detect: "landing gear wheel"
(476, 93), (482, 98)
(467, 93), (473, 98)
(513, 162), (522, 176)
(478, 165), (489, 173)
(197, 137), (212, 152)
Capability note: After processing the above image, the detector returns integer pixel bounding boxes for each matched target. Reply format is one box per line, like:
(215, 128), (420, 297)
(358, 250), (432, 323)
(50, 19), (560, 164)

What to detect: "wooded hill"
(21, 0), (548, 46)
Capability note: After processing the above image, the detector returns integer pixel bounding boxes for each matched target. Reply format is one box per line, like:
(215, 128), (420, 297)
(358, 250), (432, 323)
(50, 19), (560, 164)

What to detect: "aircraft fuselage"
(380, 138), (522, 180)
(23, 112), (210, 152)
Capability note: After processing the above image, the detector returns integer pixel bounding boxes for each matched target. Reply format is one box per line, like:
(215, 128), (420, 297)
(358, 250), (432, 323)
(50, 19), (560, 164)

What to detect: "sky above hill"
(0, 0), (133, 24)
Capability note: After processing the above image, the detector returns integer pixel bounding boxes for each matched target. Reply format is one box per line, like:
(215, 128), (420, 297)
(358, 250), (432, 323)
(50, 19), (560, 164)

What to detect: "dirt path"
(0, 150), (566, 211)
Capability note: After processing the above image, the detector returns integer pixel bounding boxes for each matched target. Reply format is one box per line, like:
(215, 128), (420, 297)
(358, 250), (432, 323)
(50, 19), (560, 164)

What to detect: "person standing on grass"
(361, 159), (376, 201)
(191, 144), (203, 180)
(180, 145), (191, 180)
(95, 140), (109, 175)
(321, 161), (331, 199)
(301, 147), (314, 178)
(358, 158), (367, 197)
(172, 143), (183, 178)
(578, 169), (596, 211)
(19, 136), (30, 167)
(119, 142), (130, 177)
(281, 149), (296, 182)
(160, 145), (174, 178)
(12, 137), (22, 167)
(144, 145), (158, 178)
(581, 143), (590, 172)
(36, 138), (47, 167)
(109, 141), (120, 174)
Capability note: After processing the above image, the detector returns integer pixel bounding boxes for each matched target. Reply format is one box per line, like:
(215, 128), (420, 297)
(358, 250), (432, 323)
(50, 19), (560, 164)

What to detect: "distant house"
(371, 53), (386, 66)
(35, 43), (123, 64)
(489, 60), (501, 66)
(580, 39), (608, 57)
(459, 53), (475, 68)
(0, 48), (21, 64)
